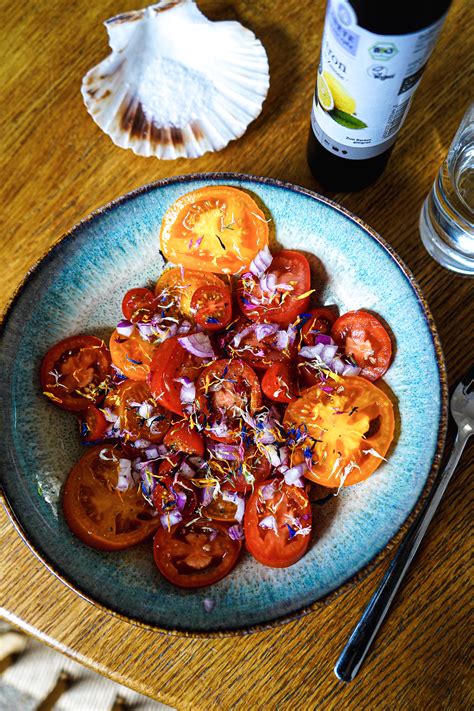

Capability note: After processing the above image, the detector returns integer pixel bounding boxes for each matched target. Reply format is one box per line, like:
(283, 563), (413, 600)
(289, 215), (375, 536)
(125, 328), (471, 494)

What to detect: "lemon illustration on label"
(317, 73), (334, 111)
(323, 71), (356, 114)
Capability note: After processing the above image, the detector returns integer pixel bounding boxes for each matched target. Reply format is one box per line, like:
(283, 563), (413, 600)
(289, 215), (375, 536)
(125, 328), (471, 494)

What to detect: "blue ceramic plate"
(0, 174), (447, 634)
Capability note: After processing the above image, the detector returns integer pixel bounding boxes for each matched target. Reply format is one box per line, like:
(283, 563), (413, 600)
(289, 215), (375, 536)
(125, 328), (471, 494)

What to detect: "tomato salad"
(41, 186), (395, 589)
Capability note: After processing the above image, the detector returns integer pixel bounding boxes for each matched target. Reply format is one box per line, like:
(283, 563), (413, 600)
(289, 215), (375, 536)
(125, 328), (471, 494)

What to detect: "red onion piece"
(208, 442), (240, 461)
(177, 376), (196, 404)
(116, 459), (134, 491)
(255, 323), (279, 341)
(315, 334), (333, 345)
(284, 463), (307, 487)
(145, 446), (159, 460)
(275, 330), (289, 350)
(178, 333), (215, 359)
(228, 524), (244, 541)
(160, 510), (182, 529)
(320, 344), (338, 361)
(249, 246), (273, 277)
(179, 460), (195, 479)
(221, 490), (245, 523)
(201, 485), (216, 507)
(342, 362), (361, 376)
(260, 482), (277, 500)
(116, 319), (134, 337)
(258, 514), (277, 531)
(175, 490), (187, 512)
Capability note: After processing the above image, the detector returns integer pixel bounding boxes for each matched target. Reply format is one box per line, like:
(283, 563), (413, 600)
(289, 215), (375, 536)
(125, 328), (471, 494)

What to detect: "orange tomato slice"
(283, 376), (394, 488)
(109, 329), (156, 381)
(155, 267), (225, 318)
(159, 186), (269, 275)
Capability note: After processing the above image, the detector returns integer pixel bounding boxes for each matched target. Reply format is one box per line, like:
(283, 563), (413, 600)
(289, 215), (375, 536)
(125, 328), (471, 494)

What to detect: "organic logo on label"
(368, 42), (398, 61)
(337, 3), (351, 25)
(367, 65), (395, 80)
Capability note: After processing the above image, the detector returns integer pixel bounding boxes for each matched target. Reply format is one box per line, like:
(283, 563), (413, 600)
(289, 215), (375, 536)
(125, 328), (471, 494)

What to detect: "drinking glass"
(419, 103), (474, 275)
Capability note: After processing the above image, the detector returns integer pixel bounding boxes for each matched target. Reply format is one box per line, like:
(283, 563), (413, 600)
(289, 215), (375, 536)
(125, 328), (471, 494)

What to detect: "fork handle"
(335, 431), (470, 682)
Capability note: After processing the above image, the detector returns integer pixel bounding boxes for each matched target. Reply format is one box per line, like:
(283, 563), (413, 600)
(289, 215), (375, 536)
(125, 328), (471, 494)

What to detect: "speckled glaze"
(0, 174), (447, 634)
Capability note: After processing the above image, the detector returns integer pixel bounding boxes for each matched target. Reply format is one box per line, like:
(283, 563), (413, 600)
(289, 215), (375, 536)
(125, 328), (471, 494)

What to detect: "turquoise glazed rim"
(0, 173), (447, 635)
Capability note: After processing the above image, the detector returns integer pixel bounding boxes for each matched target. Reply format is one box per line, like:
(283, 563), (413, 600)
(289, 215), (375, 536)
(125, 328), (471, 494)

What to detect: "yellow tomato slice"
(283, 376), (394, 488)
(155, 267), (226, 318)
(159, 186), (269, 275)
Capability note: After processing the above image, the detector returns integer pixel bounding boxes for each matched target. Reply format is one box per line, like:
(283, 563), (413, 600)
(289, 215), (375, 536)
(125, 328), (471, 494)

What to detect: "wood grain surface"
(1, 0), (473, 709)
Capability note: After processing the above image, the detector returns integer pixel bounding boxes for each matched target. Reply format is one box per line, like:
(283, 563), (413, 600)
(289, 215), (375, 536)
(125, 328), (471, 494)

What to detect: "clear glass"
(419, 103), (474, 275)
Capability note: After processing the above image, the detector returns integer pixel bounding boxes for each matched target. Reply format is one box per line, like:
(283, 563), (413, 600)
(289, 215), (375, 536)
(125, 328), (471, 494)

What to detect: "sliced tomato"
(149, 336), (205, 416)
(211, 446), (271, 494)
(79, 405), (108, 442)
(244, 480), (312, 568)
(190, 283), (232, 331)
(153, 473), (198, 522)
(261, 363), (297, 403)
(227, 319), (296, 370)
(237, 250), (311, 326)
(159, 186), (269, 275)
(153, 519), (241, 588)
(203, 492), (239, 522)
(41, 335), (111, 411)
(195, 359), (262, 443)
(104, 380), (170, 443)
(109, 329), (156, 381)
(63, 445), (159, 551)
(155, 268), (225, 319)
(122, 287), (158, 323)
(164, 421), (205, 457)
(283, 376), (395, 488)
(301, 307), (338, 346)
(331, 311), (392, 381)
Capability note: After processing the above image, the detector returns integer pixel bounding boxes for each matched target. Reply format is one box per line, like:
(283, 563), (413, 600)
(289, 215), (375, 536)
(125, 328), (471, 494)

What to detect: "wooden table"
(1, 1), (472, 708)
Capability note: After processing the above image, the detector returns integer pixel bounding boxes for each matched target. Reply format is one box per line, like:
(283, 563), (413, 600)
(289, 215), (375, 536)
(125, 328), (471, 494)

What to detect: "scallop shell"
(81, 0), (270, 159)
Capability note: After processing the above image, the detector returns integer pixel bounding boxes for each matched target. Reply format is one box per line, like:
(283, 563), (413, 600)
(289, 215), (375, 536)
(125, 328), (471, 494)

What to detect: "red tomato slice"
(261, 363), (297, 403)
(153, 519), (241, 588)
(237, 250), (311, 326)
(159, 186), (269, 275)
(332, 311), (392, 381)
(79, 405), (108, 442)
(226, 319), (296, 370)
(149, 336), (205, 416)
(244, 480), (312, 568)
(190, 283), (232, 331)
(41, 335), (111, 411)
(283, 376), (394, 487)
(195, 359), (262, 443)
(122, 288), (158, 323)
(104, 380), (170, 443)
(153, 473), (198, 522)
(109, 329), (157, 381)
(63, 445), (159, 550)
(163, 421), (205, 457)
(301, 307), (338, 345)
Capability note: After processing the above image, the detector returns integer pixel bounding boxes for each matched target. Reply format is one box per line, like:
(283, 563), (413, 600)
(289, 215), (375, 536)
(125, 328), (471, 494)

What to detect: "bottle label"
(311, 0), (446, 160)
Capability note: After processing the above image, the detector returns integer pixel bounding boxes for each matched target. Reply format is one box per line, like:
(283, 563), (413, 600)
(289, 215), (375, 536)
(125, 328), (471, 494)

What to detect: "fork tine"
(461, 365), (474, 393)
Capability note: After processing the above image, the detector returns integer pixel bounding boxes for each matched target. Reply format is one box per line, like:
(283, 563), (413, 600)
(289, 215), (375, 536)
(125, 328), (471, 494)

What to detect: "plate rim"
(0, 172), (448, 637)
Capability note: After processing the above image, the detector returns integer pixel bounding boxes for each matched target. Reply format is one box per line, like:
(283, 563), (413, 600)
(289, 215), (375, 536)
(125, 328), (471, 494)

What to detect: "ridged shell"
(81, 0), (270, 159)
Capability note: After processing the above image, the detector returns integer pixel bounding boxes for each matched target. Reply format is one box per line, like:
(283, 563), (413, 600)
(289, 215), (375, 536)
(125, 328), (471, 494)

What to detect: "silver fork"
(335, 365), (474, 682)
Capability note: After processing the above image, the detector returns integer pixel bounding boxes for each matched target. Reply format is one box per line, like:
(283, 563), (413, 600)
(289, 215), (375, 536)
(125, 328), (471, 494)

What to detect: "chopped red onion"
(259, 271), (277, 294)
(249, 245), (273, 277)
(145, 446), (159, 460)
(331, 357), (346, 375)
(260, 481), (276, 500)
(178, 320), (193, 334)
(315, 334), (333, 345)
(131, 438), (151, 449)
(232, 323), (255, 347)
(178, 333), (215, 359)
(299, 343), (325, 359)
(117, 319), (134, 337)
(103, 407), (119, 424)
(221, 490), (245, 523)
(255, 323), (279, 341)
(259, 514), (277, 531)
(342, 362), (361, 376)
(175, 491), (187, 512)
(138, 402), (154, 419)
(160, 510), (182, 529)
(179, 460), (195, 479)
(136, 322), (154, 340)
(201, 485), (216, 507)
(284, 463), (307, 487)
(177, 376), (196, 404)
(275, 330), (289, 350)
(209, 420), (229, 438)
(228, 524), (244, 541)
(116, 458), (134, 491)
(208, 442), (240, 461)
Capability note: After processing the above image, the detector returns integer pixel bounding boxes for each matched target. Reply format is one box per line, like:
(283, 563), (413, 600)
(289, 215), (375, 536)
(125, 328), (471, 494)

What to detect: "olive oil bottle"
(307, 0), (452, 191)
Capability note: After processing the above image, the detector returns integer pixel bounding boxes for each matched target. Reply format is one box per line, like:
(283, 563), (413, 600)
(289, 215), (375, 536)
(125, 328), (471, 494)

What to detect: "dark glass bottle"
(307, 0), (452, 191)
